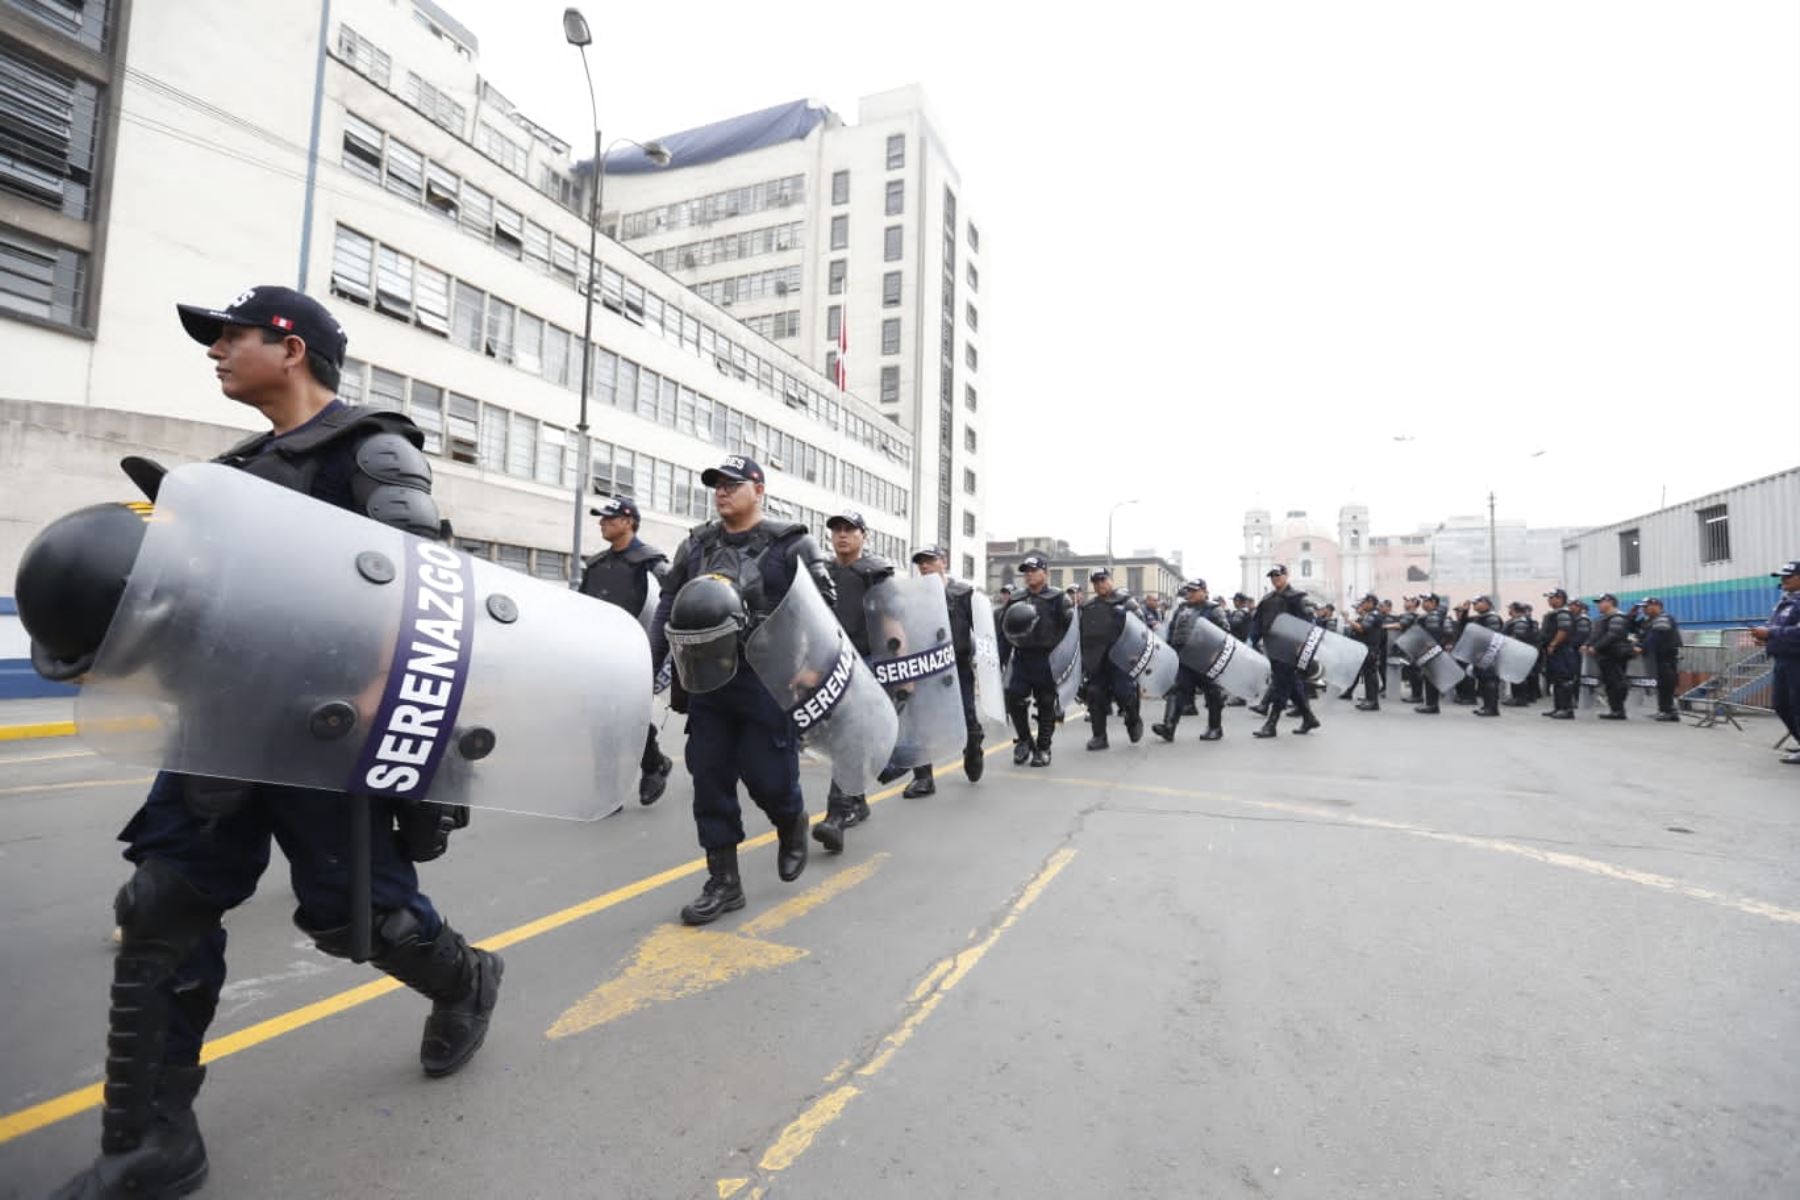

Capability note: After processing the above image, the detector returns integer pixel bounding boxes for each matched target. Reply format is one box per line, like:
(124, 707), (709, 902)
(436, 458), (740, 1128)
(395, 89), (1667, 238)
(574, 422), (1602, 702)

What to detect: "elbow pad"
(352, 432), (443, 539)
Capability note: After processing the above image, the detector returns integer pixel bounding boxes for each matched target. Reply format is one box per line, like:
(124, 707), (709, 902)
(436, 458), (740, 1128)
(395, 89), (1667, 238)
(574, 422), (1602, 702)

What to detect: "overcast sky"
(470, 0), (1799, 577)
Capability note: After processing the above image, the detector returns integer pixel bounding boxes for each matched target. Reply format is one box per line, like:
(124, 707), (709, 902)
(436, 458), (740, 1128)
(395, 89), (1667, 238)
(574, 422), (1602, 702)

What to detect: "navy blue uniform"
(1255, 584), (1316, 718)
(1763, 589), (1800, 743)
(1002, 586), (1074, 753)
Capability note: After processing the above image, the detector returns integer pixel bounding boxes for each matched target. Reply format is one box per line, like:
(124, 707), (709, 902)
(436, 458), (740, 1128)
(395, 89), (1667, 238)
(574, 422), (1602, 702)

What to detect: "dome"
(1271, 510), (1337, 547)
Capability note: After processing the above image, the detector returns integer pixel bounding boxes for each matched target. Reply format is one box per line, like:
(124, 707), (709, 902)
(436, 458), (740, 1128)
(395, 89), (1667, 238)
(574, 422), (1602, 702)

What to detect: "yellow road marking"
(1052, 777), (1800, 926)
(0, 721), (77, 742)
(546, 855), (888, 1039)
(0, 742), (1002, 1146)
(721, 846), (1077, 1192)
(0, 775), (154, 798)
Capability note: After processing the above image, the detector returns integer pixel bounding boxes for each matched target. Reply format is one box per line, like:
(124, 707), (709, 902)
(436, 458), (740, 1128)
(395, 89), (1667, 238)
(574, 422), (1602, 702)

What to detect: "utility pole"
(1488, 490), (1500, 606)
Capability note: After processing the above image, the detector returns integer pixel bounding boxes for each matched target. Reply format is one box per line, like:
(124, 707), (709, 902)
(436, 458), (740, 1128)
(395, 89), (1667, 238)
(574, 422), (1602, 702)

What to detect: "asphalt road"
(1, 697), (1796, 1199)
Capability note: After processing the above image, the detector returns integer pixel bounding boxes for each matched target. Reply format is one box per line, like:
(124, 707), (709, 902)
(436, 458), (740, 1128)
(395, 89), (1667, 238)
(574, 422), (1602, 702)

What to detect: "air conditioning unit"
(774, 281), (789, 295)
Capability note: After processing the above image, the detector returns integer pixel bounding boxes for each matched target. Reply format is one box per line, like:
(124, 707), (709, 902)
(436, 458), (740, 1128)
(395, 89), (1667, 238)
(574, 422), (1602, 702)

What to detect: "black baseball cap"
(1473, 594), (1493, 606)
(1089, 567), (1111, 582)
(589, 495), (640, 521)
(1019, 554), (1048, 573)
(1267, 564), (1288, 578)
(1772, 560), (1800, 577)
(1231, 592), (1249, 602)
(1545, 587), (1568, 600)
(1597, 592), (1619, 605)
(177, 285), (347, 368)
(826, 511), (867, 533)
(700, 455), (765, 487)
(1642, 596), (1664, 606)
(1180, 578), (1206, 593)
(911, 546), (944, 564)
(1360, 593), (1378, 605)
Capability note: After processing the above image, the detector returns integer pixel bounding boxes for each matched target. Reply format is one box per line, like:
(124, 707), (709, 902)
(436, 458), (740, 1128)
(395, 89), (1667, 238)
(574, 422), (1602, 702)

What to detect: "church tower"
(1241, 509), (1273, 597)
(1338, 504), (1373, 606)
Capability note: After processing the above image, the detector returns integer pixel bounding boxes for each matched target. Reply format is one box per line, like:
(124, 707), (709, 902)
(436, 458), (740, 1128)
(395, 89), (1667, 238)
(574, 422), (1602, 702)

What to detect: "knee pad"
(113, 859), (223, 957)
(299, 905), (428, 960)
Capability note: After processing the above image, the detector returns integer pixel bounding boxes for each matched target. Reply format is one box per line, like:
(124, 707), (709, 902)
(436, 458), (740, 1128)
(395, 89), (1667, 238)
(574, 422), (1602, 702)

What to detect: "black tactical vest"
(826, 555), (894, 656)
(213, 404), (419, 510)
(683, 518), (804, 620)
(581, 540), (668, 616)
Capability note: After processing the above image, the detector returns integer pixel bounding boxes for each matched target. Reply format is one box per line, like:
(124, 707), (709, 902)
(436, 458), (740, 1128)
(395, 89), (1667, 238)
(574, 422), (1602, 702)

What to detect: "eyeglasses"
(713, 479), (750, 494)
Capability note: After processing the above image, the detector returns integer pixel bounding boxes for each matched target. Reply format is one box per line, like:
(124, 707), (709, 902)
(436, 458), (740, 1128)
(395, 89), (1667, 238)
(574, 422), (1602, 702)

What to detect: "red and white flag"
(834, 314), (848, 390)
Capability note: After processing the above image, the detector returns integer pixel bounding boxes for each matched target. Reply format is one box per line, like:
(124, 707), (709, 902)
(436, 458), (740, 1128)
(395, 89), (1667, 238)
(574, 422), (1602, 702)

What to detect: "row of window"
(328, 225), (910, 519)
(5, 0), (111, 52)
(337, 110), (907, 466)
(741, 309), (800, 341)
(455, 538), (571, 584)
(1616, 504), (1732, 576)
(619, 175), (805, 241)
(647, 221), (802, 273)
(0, 221), (85, 325)
(692, 264), (803, 308)
(337, 360), (907, 564)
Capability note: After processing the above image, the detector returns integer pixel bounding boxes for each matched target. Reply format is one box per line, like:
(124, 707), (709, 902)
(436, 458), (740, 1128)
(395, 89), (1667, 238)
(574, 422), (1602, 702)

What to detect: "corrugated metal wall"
(1562, 467), (1799, 628)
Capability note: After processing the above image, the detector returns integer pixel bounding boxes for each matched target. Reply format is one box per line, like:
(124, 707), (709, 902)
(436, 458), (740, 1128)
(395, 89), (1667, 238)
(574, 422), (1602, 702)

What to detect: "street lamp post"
(1107, 498), (1141, 576)
(562, 8), (669, 586)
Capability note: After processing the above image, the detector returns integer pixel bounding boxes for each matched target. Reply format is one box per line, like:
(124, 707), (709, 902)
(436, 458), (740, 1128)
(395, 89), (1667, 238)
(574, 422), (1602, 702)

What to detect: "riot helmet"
(14, 501), (152, 681)
(666, 574), (747, 692)
(1001, 599), (1040, 647)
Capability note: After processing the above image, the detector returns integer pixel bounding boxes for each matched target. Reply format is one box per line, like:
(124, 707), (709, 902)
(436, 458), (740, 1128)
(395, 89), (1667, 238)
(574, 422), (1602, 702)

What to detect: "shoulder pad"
(294, 405), (425, 455)
(946, 578), (973, 598)
(621, 541), (668, 567)
(853, 553), (895, 579)
(761, 518), (805, 540)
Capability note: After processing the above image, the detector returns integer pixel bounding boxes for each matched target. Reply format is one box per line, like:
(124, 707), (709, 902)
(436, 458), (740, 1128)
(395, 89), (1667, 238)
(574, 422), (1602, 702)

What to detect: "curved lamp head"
(562, 7), (592, 46)
(643, 140), (672, 167)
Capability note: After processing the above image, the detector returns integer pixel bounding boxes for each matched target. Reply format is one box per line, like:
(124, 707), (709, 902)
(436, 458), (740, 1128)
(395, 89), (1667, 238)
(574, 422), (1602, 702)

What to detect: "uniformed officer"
(22, 287), (497, 1199)
(994, 584), (1016, 673)
(1462, 595), (1505, 717)
(1152, 579), (1228, 742)
(1252, 565), (1320, 738)
(579, 494), (674, 803)
(1222, 594), (1255, 706)
(902, 546), (986, 796)
(1635, 597), (1684, 722)
(1539, 589), (1578, 719)
(1501, 602), (1538, 707)
(1749, 560), (1800, 763)
(1392, 595), (1422, 703)
(1000, 554), (1075, 767)
(814, 510), (894, 851)
(1413, 593), (1453, 714)
(1586, 593), (1635, 719)
(1343, 593), (1386, 711)
(1077, 568), (1145, 750)
(1375, 598), (1396, 693)
(652, 455), (835, 924)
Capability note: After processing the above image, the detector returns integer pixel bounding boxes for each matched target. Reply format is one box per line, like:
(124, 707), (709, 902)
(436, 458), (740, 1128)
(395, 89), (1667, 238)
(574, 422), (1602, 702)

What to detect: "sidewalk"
(0, 697), (76, 741)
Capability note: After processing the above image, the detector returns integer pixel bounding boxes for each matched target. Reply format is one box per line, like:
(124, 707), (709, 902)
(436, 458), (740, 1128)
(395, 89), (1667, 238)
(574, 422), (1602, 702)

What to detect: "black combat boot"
(1030, 745), (1052, 767)
(1356, 697), (1380, 711)
(1151, 696), (1181, 742)
(1086, 711), (1109, 751)
(681, 846), (746, 925)
(1032, 713), (1055, 766)
(1295, 708), (1321, 734)
(1252, 709), (1280, 738)
(639, 752), (674, 805)
(363, 912), (504, 1078)
(963, 733), (985, 781)
(775, 808), (810, 880)
(1475, 679), (1501, 717)
(1198, 706), (1223, 741)
(52, 1066), (211, 1200)
(1124, 704), (1145, 744)
(813, 784), (850, 852)
(903, 767), (937, 798)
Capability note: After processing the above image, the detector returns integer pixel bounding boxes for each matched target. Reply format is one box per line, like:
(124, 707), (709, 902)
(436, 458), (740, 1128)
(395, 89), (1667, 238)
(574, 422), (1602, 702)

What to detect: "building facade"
(0, 0), (913, 695)
(602, 88), (985, 582)
(1561, 466), (1800, 629)
(984, 537), (1185, 605)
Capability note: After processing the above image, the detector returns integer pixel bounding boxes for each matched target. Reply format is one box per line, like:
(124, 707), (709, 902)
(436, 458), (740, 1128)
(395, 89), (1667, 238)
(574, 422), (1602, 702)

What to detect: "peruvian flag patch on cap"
(270, 315), (294, 330)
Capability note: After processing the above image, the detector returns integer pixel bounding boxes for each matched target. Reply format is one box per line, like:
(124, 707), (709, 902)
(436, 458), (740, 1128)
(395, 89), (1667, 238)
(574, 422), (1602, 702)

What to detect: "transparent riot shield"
(864, 575), (968, 769)
(1263, 612), (1368, 692)
(1108, 611), (1179, 699)
(76, 464), (651, 821)
(1049, 611), (1082, 709)
(1173, 616), (1272, 702)
(639, 572), (661, 635)
(1393, 624), (1465, 692)
(745, 567), (899, 795)
(1451, 623), (1540, 685)
(966, 592), (1009, 726)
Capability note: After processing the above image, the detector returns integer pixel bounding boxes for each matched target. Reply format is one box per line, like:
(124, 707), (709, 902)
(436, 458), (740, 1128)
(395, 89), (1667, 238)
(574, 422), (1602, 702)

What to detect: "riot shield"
(1393, 624), (1465, 692)
(864, 575), (968, 768)
(1049, 611), (1082, 709)
(639, 572), (661, 635)
(1263, 612), (1369, 692)
(1451, 623), (1539, 685)
(967, 591), (1009, 726)
(76, 464), (651, 821)
(745, 567), (899, 795)
(1173, 616), (1272, 702)
(1108, 612), (1179, 699)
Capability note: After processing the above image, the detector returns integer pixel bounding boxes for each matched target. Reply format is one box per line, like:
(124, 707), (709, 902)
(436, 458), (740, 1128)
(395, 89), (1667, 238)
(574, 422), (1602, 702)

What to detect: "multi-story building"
(984, 537), (1185, 606)
(602, 88), (985, 582)
(0, 0), (914, 696)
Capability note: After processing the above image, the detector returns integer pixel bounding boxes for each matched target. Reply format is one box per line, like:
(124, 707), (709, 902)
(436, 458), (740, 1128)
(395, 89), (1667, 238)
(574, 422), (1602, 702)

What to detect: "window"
(830, 214), (848, 251)
(967, 223), (980, 252)
(478, 403), (506, 470)
(404, 71), (466, 134)
(880, 365), (899, 404)
(828, 259), (846, 295)
(536, 424), (564, 485)
(967, 262), (978, 292)
(885, 178), (904, 216)
(478, 123), (528, 177)
(886, 133), (905, 170)
(523, 222), (551, 274)
(1301, 541), (1311, 552)
(1301, 560), (1313, 578)
(963, 511), (976, 537)
(446, 393), (478, 463)
(965, 343), (977, 370)
(966, 302), (978, 331)
(1051, 568), (1064, 588)
(884, 226), (903, 262)
(329, 226), (373, 303)
(424, 161), (458, 220)
(964, 426), (977, 452)
(1619, 529), (1641, 576)
(338, 24), (390, 87)
(384, 138), (423, 204)
(963, 468), (976, 495)
(414, 262), (449, 334)
(485, 297), (515, 362)
(408, 381), (443, 453)
(882, 271), (901, 308)
(964, 384), (977, 411)
(451, 281), (484, 351)
(497, 544), (530, 573)
(963, 554), (975, 580)
(506, 412), (535, 478)
(515, 311), (543, 374)
(824, 350), (838, 383)
(881, 318), (900, 354)
(341, 113), (383, 184)
(544, 324), (572, 388)
(374, 245), (413, 318)
(337, 357), (365, 403)
(368, 367), (405, 413)
(493, 203), (523, 258)
(831, 170), (848, 204)
(1698, 505), (1730, 564)
(7, 0), (110, 51)
(532, 550), (568, 582)
(826, 305), (841, 340)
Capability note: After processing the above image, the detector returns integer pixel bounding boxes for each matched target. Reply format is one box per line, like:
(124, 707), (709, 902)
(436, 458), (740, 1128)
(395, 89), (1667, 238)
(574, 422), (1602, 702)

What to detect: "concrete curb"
(0, 721), (78, 742)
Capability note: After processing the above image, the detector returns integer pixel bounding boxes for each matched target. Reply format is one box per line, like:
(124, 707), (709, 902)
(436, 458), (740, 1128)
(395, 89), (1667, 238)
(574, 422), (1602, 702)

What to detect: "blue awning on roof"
(594, 98), (829, 175)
